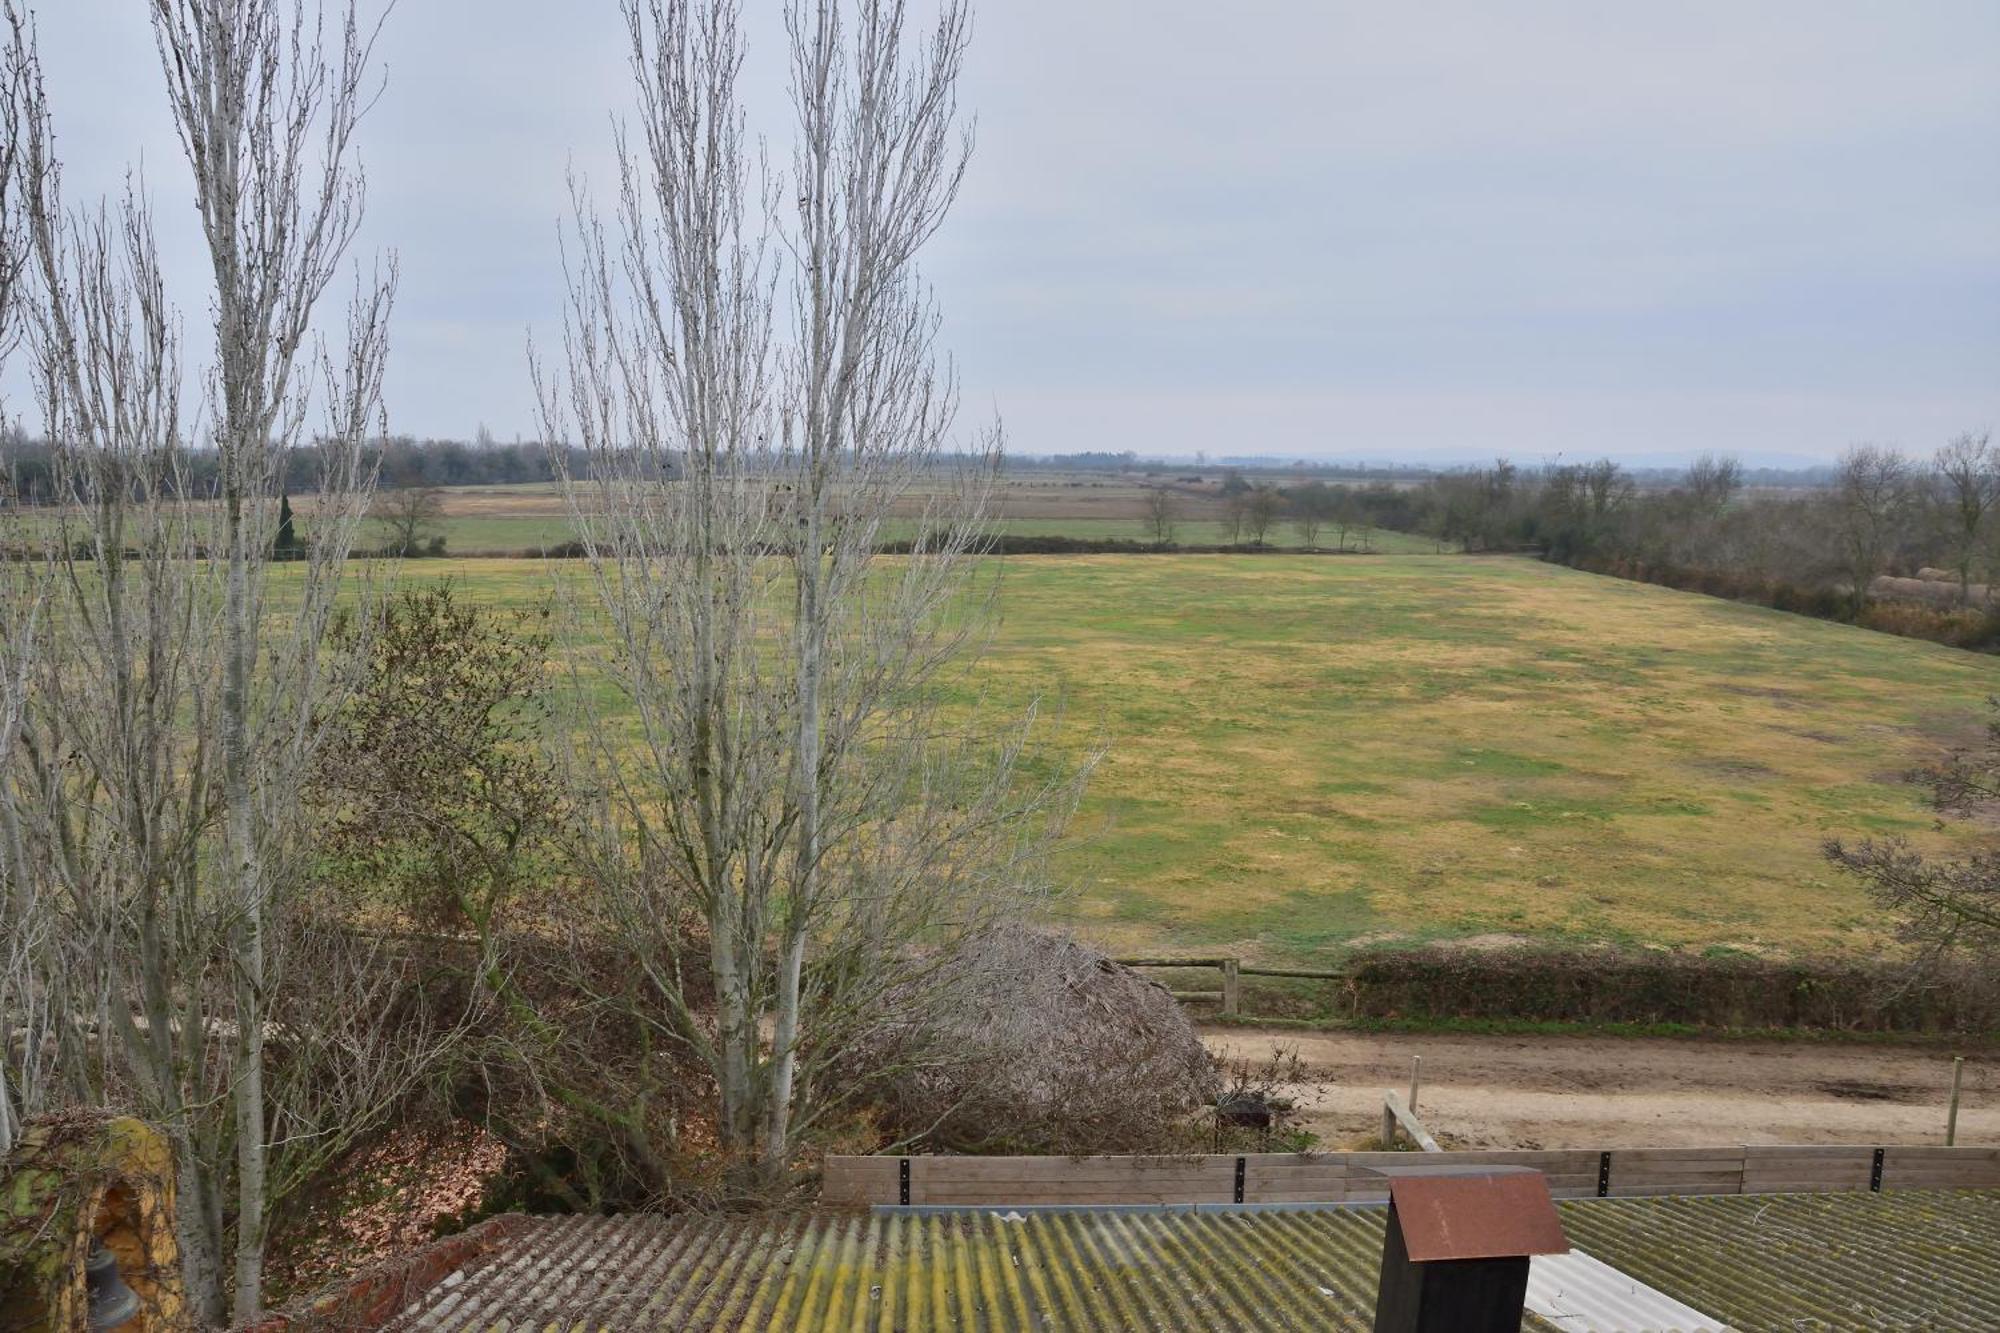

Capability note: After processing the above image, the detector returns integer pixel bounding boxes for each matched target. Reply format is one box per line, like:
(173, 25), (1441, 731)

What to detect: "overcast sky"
(20, 1), (2000, 464)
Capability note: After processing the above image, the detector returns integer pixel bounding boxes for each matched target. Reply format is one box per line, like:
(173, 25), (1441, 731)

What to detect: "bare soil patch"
(1206, 1027), (1997, 1150)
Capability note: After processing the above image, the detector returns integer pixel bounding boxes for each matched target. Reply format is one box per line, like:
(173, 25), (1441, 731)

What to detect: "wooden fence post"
(1947, 1056), (1965, 1146)
(1409, 1056), (1422, 1115)
(1221, 957), (1241, 1018)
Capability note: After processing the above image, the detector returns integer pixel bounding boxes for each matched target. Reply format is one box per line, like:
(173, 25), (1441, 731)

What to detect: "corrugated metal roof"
(388, 1208), (1559, 1332)
(1526, 1251), (1724, 1333)
(382, 1190), (2000, 1332)
(1563, 1188), (2000, 1331)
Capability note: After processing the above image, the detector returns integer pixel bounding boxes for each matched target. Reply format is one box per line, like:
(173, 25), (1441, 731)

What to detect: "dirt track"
(1204, 1028), (1998, 1150)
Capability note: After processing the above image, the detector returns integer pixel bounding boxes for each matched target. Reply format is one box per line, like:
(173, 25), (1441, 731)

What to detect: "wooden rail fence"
(824, 1145), (2000, 1208)
(1115, 956), (1344, 1018)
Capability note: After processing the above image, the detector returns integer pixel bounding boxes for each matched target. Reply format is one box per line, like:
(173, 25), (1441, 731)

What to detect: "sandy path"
(1203, 1028), (1999, 1150)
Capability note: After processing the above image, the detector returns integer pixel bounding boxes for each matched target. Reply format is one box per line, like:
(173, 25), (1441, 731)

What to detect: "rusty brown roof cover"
(1388, 1171), (1571, 1262)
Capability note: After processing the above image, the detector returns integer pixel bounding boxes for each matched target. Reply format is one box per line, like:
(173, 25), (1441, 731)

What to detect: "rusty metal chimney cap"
(1386, 1170), (1570, 1262)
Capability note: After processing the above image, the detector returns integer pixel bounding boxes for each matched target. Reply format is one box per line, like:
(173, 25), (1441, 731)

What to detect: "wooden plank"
(1743, 1167), (1875, 1187)
(821, 1157), (901, 1205)
(1611, 1148), (1750, 1166)
(1384, 1092), (1440, 1152)
(911, 1154), (1234, 1205)
(914, 1188), (1236, 1205)
(1881, 1161), (2000, 1188)
(903, 1161), (1230, 1179)
(825, 1147), (2000, 1209)
(1238, 966), (1346, 980)
(910, 1154), (1232, 1176)
(1881, 1156), (2000, 1175)
(1240, 1152), (1349, 1166)
(1612, 1163), (1747, 1179)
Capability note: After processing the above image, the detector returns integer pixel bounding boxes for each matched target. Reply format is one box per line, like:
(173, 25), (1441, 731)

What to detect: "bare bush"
(855, 926), (1219, 1156)
(1827, 698), (2000, 982)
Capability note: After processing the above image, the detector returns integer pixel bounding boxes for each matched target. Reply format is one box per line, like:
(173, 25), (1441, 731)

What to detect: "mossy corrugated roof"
(384, 1190), (2000, 1331)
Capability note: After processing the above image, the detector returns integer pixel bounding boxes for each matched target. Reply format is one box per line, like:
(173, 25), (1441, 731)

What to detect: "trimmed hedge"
(1561, 553), (2000, 652)
(1336, 946), (1999, 1033)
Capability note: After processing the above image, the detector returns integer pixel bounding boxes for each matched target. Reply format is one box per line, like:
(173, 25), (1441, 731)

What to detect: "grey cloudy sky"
(24, 1), (2000, 464)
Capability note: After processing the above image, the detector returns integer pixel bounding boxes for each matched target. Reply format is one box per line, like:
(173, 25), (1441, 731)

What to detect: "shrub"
(1340, 945), (2000, 1032)
(855, 926), (1221, 1155)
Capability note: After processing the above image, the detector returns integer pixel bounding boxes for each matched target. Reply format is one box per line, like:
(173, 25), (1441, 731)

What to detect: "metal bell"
(85, 1240), (142, 1330)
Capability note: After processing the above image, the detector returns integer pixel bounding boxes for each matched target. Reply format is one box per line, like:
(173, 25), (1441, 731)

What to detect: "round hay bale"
(857, 925), (1220, 1155)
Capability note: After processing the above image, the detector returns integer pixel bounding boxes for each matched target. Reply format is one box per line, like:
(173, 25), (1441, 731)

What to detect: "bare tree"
(1684, 452), (1742, 514)
(1289, 480), (1330, 549)
(1244, 485), (1283, 546)
(1826, 699), (2000, 974)
(0, 3), (27, 368)
(1221, 488), (1248, 544)
(371, 481), (446, 554)
(0, 1), (406, 1319)
(1143, 484), (1180, 545)
(151, 1), (400, 1312)
(0, 6), (39, 1161)
(1828, 444), (1913, 617)
(538, 0), (1086, 1185)
(1930, 431), (1997, 606)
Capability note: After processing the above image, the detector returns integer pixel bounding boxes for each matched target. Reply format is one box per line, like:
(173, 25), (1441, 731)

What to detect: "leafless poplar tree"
(540, 0), (1084, 1183)
(1930, 431), (1997, 606)
(149, 0), (400, 1310)
(0, 6), (39, 1163)
(0, 1), (416, 1319)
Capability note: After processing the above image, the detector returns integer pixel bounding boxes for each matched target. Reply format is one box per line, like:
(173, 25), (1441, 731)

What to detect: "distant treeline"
(1018, 448), (1838, 489)
(1227, 436), (2000, 650)
(1, 431), (1855, 502)
(0, 431), (572, 502)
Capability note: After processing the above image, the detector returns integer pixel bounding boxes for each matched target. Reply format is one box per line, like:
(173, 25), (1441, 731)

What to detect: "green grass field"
(421, 553), (2000, 966)
(391, 478), (1442, 555)
(426, 511), (1438, 555)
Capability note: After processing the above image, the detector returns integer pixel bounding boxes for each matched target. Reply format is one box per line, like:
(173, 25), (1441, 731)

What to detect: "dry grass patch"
(408, 554), (2000, 965)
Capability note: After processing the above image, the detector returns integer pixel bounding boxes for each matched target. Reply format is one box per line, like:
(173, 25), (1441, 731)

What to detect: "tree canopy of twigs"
(1826, 700), (2000, 976)
(0, 1), (452, 1321)
(534, 0), (1091, 1186)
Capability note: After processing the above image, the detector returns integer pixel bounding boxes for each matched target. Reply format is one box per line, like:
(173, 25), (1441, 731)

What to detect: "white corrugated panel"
(1529, 1249), (1730, 1333)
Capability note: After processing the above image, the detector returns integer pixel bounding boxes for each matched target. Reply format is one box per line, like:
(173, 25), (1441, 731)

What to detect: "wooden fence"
(1116, 956), (1343, 1018)
(823, 1145), (2000, 1208)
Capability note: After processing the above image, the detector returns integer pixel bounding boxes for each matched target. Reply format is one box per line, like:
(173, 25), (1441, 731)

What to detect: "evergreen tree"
(274, 491), (299, 556)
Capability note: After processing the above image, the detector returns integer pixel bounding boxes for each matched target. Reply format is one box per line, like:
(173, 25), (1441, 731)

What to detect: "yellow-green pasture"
(401, 479), (1442, 555)
(412, 554), (2000, 965)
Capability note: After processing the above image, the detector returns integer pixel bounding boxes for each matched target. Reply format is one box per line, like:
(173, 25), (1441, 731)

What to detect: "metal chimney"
(1371, 1167), (1570, 1333)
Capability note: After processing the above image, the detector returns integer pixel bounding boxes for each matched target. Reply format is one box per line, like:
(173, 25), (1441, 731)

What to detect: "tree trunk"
(169, 1129), (228, 1328)
(767, 503), (825, 1174)
(224, 474), (270, 1323)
